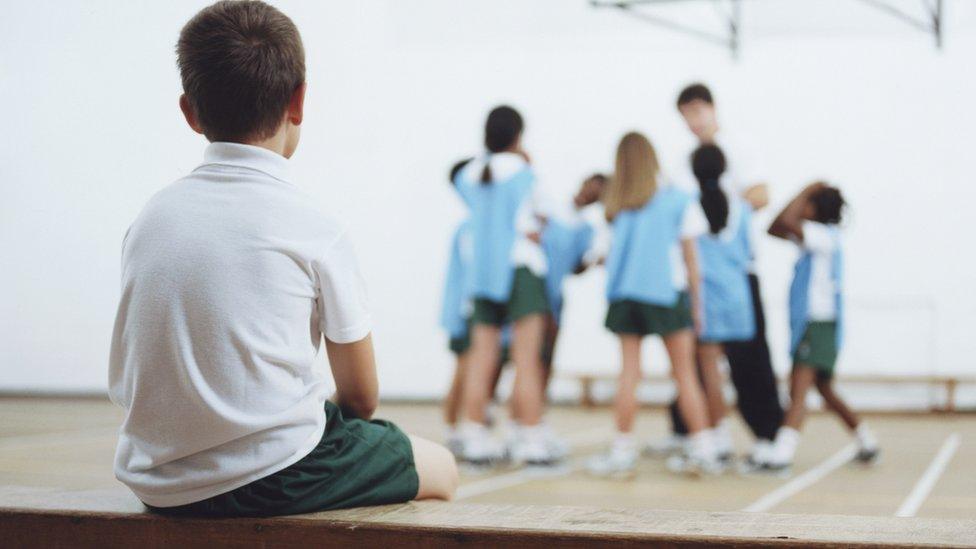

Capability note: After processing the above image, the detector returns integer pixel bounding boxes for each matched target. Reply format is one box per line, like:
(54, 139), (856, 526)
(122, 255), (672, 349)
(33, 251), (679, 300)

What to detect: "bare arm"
(326, 334), (379, 420)
(681, 238), (703, 334)
(742, 183), (769, 210)
(768, 182), (824, 241)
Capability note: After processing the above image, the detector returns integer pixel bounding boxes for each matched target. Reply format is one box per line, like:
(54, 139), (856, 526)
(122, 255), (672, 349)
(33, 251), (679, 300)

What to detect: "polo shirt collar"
(199, 142), (291, 182)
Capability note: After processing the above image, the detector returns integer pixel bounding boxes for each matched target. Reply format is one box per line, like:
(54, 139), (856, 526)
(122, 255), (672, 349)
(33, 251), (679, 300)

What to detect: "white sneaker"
(665, 452), (725, 476)
(512, 436), (560, 466)
(446, 432), (464, 459)
(541, 423), (570, 460)
(459, 423), (508, 466)
(739, 439), (773, 473)
(586, 440), (638, 479)
(643, 434), (687, 458)
(853, 424), (881, 465)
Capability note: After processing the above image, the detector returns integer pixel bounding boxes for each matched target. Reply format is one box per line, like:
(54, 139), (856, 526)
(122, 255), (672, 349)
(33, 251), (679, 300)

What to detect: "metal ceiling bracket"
(590, 0), (743, 59)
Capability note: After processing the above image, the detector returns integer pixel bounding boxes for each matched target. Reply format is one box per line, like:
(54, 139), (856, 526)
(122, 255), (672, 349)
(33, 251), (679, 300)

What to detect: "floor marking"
(742, 443), (857, 513)
(895, 433), (961, 518)
(456, 426), (607, 500)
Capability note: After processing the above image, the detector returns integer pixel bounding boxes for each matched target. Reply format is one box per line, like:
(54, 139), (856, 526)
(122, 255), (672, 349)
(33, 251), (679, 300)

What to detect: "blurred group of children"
(439, 84), (880, 478)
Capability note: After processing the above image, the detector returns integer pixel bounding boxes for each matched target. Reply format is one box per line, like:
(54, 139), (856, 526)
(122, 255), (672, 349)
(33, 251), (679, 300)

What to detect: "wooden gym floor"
(0, 397), (973, 520)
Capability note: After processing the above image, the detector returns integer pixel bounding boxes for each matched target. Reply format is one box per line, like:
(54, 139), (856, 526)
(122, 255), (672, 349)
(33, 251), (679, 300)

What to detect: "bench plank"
(1, 486), (974, 548)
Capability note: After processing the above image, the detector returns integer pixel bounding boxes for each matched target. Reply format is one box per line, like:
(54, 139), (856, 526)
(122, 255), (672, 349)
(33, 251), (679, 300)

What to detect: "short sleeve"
(314, 230), (372, 344)
(801, 221), (834, 254)
(681, 201), (709, 240)
(721, 135), (765, 197)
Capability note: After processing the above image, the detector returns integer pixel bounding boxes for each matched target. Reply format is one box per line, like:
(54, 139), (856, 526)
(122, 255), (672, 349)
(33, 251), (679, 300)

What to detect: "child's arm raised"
(326, 334), (379, 420)
(768, 182), (825, 241)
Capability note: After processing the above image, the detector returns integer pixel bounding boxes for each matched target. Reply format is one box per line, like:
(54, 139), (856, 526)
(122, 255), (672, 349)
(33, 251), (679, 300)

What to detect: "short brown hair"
(176, 0), (305, 142)
(604, 132), (659, 222)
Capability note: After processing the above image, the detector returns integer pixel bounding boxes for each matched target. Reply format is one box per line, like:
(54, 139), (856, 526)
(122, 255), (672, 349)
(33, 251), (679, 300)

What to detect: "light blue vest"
(455, 167), (535, 302)
(698, 200), (755, 342)
(440, 221), (473, 338)
(541, 218), (594, 323)
(788, 225), (844, 353)
(605, 186), (693, 306)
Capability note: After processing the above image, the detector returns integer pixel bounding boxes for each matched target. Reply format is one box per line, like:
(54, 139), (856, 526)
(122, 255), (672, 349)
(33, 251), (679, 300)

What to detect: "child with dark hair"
(453, 105), (557, 466)
(691, 144), (757, 466)
(655, 82), (784, 467)
(765, 182), (879, 470)
(109, 0), (457, 517)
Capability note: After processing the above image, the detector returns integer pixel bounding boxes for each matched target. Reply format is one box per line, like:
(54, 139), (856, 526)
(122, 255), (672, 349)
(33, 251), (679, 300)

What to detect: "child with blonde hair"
(586, 132), (720, 477)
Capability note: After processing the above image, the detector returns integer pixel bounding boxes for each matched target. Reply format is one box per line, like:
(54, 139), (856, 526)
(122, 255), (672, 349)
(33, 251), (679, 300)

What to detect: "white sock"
(688, 430), (717, 461)
(751, 439), (773, 462)
(771, 427), (800, 464)
(445, 425), (458, 441)
(855, 423), (877, 450)
(459, 420), (489, 439)
(712, 419), (734, 455)
(612, 432), (636, 454)
(519, 423), (545, 443)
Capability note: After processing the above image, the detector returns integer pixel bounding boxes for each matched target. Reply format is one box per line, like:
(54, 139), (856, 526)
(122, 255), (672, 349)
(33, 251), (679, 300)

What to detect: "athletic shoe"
(446, 435), (465, 459)
(756, 460), (793, 476)
(586, 445), (638, 479)
(512, 433), (562, 466)
(665, 452), (725, 477)
(854, 446), (881, 465)
(459, 423), (508, 466)
(541, 423), (570, 460)
(642, 434), (687, 458)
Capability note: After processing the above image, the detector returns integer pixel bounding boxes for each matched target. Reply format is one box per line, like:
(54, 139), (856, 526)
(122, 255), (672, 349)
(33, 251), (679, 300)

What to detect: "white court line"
(456, 426), (608, 500)
(742, 443), (858, 513)
(895, 433), (961, 518)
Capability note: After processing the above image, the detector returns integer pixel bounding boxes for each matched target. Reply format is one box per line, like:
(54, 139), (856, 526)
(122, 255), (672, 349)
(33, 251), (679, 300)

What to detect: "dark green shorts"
(793, 321), (838, 378)
(605, 292), (693, 336)
(145, 401), (419, 517)
(472, 267), (549, 326)
(449, 321), (472, 355)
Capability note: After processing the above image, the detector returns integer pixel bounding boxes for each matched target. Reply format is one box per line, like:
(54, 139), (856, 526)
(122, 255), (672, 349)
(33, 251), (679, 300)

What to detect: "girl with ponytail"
(690, 143), (758, 465)
(451, 106), (557, 467)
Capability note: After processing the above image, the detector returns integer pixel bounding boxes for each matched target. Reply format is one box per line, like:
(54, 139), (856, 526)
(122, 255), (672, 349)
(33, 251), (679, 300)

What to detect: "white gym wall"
(2, 1), (974, 404)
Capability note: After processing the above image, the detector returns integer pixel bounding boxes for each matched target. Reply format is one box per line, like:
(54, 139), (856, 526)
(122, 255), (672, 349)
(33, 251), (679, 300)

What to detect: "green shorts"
(793, 321), (839, 378)
(449, 321), (472, 355)
(472, 267), (549, 326)
(605, 292), (693, 336)
(145, 401), (418, 517)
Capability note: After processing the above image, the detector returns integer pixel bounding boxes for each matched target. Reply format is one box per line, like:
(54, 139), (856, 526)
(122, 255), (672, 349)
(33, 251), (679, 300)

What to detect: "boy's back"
(109, 142), (370, 507)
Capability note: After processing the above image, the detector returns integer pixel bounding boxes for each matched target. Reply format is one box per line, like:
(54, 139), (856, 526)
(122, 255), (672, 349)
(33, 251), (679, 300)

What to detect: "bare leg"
(462, 324), (501, 424)
(663, 329), (710, 434)
(816, 378), (861, 430)
(443, 352), (469, 426)
(696, 342), (728, 427)
(409, 434), (459, 501)
(783, 365), (817, 431)
(510, 313), (546, 426)
(541, 314), (559, 398)
(615, 335), (643, 433)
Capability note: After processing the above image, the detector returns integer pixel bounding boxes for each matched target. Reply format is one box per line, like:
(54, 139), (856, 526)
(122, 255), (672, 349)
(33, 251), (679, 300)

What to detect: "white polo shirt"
(800, 220), (840, 321)
(108, 142), (371, 508)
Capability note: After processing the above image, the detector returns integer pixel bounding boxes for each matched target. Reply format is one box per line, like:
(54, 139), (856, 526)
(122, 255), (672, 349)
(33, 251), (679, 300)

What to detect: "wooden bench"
(565, 373), (976, 412)
(1, 486), (974, 548)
